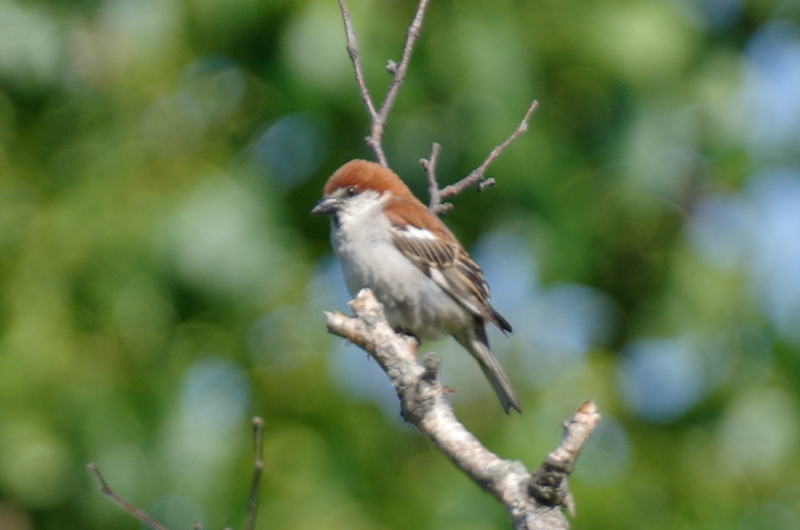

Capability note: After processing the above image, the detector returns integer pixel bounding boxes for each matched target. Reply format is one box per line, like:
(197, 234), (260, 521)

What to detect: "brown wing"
(384, 194), (511, 332)
(391, 226), (459, 272)
(390, 223), (511, 333)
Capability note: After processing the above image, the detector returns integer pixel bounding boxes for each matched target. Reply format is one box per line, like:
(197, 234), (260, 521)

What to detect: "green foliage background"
(1, 0), (799, 529)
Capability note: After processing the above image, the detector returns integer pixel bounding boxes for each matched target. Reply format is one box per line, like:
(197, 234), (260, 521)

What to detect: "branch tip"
(477, 177), (495, 192)
(578, 400), (597, 414)
(437, 203), (454, 215)
(86, 463), (107, 492)
(528, 400), (600, 517)
(87, 463), (170, 530)
(351, 288), (381, 313)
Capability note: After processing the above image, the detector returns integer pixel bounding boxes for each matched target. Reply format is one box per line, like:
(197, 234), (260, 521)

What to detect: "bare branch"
(376, 0), (430, 127)
(337, 0), (381, 160)
(90, 416), (269, 530)
(325, 289), (599, 529)
(87, 463), (170, 530)
(245, 416), (266, 530)
(337, 0), (431, 167)
(338, 0), (536, 215)
(422, 99), (539, 214)
(441, 99), (539, 199)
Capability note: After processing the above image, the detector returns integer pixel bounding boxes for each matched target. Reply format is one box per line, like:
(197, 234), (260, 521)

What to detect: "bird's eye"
(346, 186), (358, 196)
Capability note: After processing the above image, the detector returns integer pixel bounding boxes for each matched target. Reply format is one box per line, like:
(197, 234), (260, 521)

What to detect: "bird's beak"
(311, 196), (339, 215)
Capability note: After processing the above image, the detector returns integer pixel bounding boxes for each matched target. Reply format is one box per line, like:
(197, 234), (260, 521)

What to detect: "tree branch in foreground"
(325, 288), (600, 530)
(88, 416), (267, 530)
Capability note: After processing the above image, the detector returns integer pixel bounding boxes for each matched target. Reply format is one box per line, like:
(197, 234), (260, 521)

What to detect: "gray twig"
(87, 463), (170, 530)
(337, 0), (431, 167)
(245, 416), (266, 530)
(421, 142), (448, 213)
(424, 99), (539, 214)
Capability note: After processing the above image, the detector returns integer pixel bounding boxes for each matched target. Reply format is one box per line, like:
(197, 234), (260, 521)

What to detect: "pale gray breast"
(331, 216), (468, 338)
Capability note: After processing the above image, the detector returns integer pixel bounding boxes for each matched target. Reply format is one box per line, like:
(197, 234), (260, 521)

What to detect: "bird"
(312, 159), (521, 413)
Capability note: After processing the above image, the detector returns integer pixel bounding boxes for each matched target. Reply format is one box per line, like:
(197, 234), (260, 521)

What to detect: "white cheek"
(336, 190), (385, 225)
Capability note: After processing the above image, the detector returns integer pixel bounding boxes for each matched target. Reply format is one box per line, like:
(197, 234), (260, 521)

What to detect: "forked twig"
(338, 0), (431, 167)
(425, 99), (539, 214)
(336, 0), (537, 214)
(87, 463), (170, 530)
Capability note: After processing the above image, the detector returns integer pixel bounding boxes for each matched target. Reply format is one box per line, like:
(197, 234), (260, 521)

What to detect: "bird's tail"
(455, 327), (522, 414)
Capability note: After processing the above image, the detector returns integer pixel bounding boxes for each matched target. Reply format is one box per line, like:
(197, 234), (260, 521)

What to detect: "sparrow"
(312, 159), (522, 413)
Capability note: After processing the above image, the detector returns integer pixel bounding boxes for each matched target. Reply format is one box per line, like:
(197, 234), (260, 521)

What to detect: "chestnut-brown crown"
(323, 159), (415, 198)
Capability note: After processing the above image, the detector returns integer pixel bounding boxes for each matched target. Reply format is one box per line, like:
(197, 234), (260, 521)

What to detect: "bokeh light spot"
(741, 20), (800, 157)
(249, 113), (330, 188)
(283, 0), (352, 89)
(0, 419), (72, 508)
(619, 337), (707, 423)
(718, 387), (799, 479)
(0, 2), (61, 86)
(180, 357), (250, 433)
